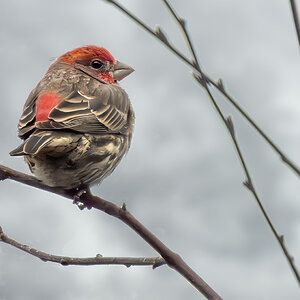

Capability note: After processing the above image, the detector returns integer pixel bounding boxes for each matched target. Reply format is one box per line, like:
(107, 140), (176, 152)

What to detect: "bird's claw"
(72, 187), (90, 210)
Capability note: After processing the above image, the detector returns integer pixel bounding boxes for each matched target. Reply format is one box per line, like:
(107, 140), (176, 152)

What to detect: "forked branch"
(290, 0), (300, 49)
(105, 0), (300, 177)
(0, 164), (222, 300)
(105, 0), (300, 286)
(0, 226), (165, 267)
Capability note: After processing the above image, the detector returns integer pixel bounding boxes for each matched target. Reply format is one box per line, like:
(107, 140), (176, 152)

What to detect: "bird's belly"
(25, 134), (129, 189)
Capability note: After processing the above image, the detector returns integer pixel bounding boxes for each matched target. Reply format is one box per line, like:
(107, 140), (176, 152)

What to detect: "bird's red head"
(57, 45), (133, 84)
(58, 45), (115, 65)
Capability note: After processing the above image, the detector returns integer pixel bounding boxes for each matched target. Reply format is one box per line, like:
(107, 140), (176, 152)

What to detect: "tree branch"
(290, 0), (300, 50)
(0, 226), (165, 267)
(105, 0), (300, 177)
(0, 164), (222, 300)
(167, 0), (299, 283)
(105, 0), (300, 286)
(225, 116), (300, 285)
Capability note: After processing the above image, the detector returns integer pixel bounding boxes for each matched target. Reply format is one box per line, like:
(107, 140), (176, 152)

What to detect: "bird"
(10, 45), (135, 192)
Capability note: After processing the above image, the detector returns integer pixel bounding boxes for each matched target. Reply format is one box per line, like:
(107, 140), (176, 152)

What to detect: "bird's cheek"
(98, 72), (117, 84)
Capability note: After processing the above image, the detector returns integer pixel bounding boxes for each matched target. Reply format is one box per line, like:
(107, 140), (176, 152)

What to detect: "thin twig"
(162, 0), (200, 70)
(225, 116), (300, 285)
(290, 0), (300, 49)
(0, 226), (165, 267)
(0, 164), (222, 300)
(166, 0), (300, 283)
(105, 0), (300, 177)
(105, 0), (300, 285)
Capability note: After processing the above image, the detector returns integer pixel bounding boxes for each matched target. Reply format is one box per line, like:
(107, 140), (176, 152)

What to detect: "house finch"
(10, 46), (135, 190)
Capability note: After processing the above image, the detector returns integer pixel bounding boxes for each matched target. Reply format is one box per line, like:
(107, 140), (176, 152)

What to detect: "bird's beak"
(113, 61), (134, 81)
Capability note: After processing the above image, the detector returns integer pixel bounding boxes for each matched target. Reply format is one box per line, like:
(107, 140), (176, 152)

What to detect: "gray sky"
(1, 0), (300, 299)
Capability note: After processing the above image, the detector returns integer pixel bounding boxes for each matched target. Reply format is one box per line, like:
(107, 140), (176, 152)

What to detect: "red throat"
(36, 93), (62, 122)
(99, 72), (118, 84)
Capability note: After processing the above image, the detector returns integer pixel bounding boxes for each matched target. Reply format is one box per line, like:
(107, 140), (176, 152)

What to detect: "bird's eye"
(91, 59), (104, 69)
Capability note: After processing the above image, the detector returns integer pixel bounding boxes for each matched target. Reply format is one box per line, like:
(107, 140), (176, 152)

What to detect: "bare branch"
(216, 78), (225, 93)
(225, 117), (300, 285)
(0, 164), (222, 300)
(0, 226), (165, 268)
(155, 25), (170, 45)
(210, 83), (300, 176)
(105, 0), (300, 286)
(106, 0), (300, 176)
(162, 0), (201, 70)
(290, 0), (300, 50)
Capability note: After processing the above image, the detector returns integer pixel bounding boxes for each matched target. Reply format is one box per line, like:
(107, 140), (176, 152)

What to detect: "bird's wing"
(18, 81), (131, 138)
(18, 87), (39, 138)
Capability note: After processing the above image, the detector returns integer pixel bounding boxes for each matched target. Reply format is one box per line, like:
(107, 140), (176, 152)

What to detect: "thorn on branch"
(121, 202), (127, 211)
(225, 116), (235, 137)
(179, 17), (186, 27)
(60, 259), (69, 266)
(191, 72), (208, 88)
(217, 78), (225, 93)
(155, 25), (170, 44)
(243, 180), (254, 191)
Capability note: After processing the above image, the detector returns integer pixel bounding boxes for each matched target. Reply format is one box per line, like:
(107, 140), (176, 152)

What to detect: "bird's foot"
(67, 186), (92, 210)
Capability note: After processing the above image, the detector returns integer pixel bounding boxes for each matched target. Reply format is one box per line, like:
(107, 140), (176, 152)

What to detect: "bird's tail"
(9, 143), (26, 156)
(9, 133), (53, 156)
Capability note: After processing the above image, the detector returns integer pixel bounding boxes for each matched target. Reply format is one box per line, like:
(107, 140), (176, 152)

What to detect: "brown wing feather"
(84, 84), (130, 132)
(18, 74), (131, 138)
(18, 87), (39, 138)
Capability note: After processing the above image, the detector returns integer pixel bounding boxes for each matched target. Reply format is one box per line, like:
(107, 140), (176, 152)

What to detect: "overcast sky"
(1, 0), (300, 299)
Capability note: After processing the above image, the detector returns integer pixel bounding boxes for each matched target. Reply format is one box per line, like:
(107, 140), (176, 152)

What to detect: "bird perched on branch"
(10, 46), (135, 191)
